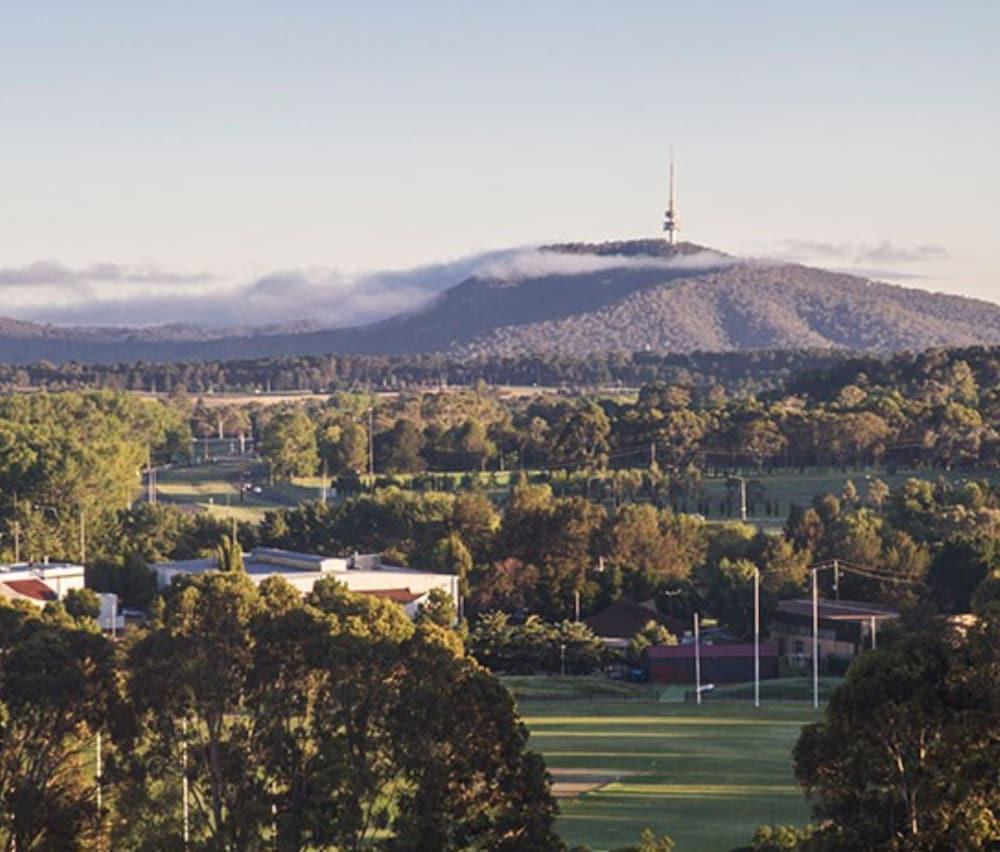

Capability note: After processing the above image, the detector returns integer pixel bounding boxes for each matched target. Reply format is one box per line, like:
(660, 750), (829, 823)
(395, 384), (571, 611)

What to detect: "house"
(0, 562), (85, 607)
(645, 643), (779, 685)
(583, 599), (686, 651)
(150, 547), (458, 616)
(769, 598), (900, 664)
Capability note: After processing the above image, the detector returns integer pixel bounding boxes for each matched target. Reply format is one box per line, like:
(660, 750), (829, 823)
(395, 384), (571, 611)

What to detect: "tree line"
(0, 572), (562, 851)
(0, 348), (858, 396)
(239, 347), (1000, 483)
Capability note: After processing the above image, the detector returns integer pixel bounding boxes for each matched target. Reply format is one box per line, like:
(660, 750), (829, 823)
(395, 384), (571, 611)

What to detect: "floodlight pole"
(694, 612), (702, 706)
(812, 568), (819, 709)
(95, 731), (102, 814)
(182, 718), (190, 849)
(754, 567), (760, 709)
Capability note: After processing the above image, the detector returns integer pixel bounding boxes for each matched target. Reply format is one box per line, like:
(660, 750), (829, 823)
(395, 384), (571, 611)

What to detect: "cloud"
(0, 261), (213, 288)
(854, 241), (949, 265)
(476, 248), (732, 281)
(778, 239), (949, 266)
(14, 248), (523, 328)
(8, 245), (731, 329)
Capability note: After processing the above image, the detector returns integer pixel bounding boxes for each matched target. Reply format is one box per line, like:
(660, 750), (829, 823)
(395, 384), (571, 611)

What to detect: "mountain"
(1, 240), (998, 364)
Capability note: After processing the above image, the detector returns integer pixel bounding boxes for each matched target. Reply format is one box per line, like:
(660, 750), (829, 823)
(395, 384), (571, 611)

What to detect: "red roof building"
(2, 578), (58, 603)
(645, 643), (779, 684)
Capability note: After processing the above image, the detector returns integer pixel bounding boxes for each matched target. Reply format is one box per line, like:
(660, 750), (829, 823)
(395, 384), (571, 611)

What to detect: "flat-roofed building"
(151, 547), (458, 617)
(0, 562), (85, 607)
(770, 598), (899, 664)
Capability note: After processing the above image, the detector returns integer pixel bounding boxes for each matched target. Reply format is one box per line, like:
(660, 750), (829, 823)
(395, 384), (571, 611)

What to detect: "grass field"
(522, 700), (821, 852)
(155, 459), (319, 522)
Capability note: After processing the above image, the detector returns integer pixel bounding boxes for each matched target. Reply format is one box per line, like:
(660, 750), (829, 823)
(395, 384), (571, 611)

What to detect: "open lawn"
(699, 467), (999, 530)
(155, 460), (317, 520)
(522, 700), (821, 852)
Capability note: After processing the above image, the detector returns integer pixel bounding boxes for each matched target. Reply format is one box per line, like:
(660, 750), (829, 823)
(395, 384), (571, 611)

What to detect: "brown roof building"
(770, 598), (899, 663)
(584, 599), (686, 649)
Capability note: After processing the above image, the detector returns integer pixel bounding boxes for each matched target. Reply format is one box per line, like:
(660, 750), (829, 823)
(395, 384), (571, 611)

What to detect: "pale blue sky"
(1, 1), (997, 325)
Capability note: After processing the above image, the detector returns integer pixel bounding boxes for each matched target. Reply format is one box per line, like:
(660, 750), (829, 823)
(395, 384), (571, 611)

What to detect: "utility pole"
(95, 731), (102, 815)
(367, 408), (375, 480)
(79, 510), (86, 566)
(812, 568), (820, 710)
(182, 719), (190, 850)
(13, 520), (20, 563)
(574, 590), (580, 622)
(833, 558), (840, 601)
(871, 615), (877, 650)
(754, 567), (760, 709)
(739, 477), (748, 522)
(694, 612), (702, 706)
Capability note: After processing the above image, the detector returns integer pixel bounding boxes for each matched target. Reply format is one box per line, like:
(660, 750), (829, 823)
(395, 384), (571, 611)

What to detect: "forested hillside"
(1, 240), (999, 363)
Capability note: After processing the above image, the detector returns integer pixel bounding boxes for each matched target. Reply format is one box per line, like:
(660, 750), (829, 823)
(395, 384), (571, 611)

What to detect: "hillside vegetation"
(2, 240), (999, 364)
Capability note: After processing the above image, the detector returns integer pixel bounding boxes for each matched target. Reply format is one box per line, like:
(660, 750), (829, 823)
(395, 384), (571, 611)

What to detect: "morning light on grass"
(524, 701), (821, 852)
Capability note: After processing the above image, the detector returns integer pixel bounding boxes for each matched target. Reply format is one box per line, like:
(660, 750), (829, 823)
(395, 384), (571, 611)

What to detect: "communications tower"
(662, 150), (679, 245)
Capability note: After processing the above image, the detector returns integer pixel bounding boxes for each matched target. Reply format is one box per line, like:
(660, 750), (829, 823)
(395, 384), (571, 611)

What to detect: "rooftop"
(646, 643), (778, 661)
(776, 599), (900, 621)
(584, 599), (686, 639)
(0, 578), (58, 603)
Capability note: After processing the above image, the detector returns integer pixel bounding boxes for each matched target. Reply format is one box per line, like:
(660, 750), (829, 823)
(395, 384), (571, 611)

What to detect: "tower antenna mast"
(663, 148), (679, 245)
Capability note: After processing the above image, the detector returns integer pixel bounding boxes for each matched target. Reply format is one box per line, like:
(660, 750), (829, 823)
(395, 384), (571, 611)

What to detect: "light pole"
(812, 567), (820, 710)
(754, 566), (760, 709)
(560, 643), (566, 677)
(693, 612), (702, 706)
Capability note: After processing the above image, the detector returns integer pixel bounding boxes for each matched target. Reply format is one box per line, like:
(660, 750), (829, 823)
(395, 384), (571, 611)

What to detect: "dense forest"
(238, 345), (1000, 486)
(0, 348), (859, 394)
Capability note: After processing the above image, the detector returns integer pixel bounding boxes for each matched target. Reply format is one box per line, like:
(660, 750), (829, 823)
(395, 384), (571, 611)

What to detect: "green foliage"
(626, 619), (677, 667)
(0, 602), (118, 850)
(415, 587), (458, 627)
(793, 613), (1000, 849)
(611, 828), (676, 852)
(63, 587), (101, 621)
(113, 573), (561, 850)
(750, 824), (814, 851)
(468, 613), (604, 675)
(259, 406), (319, 481)
(214, 535), (245, 573)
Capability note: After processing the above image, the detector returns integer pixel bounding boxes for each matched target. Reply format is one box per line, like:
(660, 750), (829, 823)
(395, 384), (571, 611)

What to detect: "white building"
(151, 547), (458, 618)
(0, 561), (85, 607)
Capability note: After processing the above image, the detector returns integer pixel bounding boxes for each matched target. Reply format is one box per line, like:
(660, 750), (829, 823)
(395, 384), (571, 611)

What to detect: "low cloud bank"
(476, 248), (732, 281)
(779, 239), (949, 266)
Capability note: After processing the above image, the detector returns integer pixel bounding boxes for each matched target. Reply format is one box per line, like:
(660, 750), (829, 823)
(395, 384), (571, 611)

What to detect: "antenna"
(662, 148), (680, 245)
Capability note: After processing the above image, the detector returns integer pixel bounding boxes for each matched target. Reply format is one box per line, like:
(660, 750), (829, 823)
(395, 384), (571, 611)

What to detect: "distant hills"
(1, 240), (999, 364)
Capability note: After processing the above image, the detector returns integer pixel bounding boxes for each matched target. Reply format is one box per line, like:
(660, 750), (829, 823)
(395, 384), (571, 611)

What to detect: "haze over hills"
(1, 240), (998, 365)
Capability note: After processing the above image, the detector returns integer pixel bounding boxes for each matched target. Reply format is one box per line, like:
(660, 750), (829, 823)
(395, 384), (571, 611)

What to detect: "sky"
(1, 1), (997, 327)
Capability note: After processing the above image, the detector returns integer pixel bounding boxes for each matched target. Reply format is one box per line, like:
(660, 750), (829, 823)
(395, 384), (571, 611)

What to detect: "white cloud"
(7, 245), (734, 329)
(476, 248), (732, 281)
(0, 261), (213, 288)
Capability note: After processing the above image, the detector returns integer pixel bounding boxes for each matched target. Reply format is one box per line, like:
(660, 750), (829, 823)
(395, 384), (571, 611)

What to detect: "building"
(583, 599), (685, 651)
(769, 598), (900, 664)
(0, 561), (85, 607)
(151, 547), (459, 617)
(645, 643), (779, 685)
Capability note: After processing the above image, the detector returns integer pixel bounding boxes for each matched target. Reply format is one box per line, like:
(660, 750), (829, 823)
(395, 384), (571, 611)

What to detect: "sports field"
(522, 700), (821, 852)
